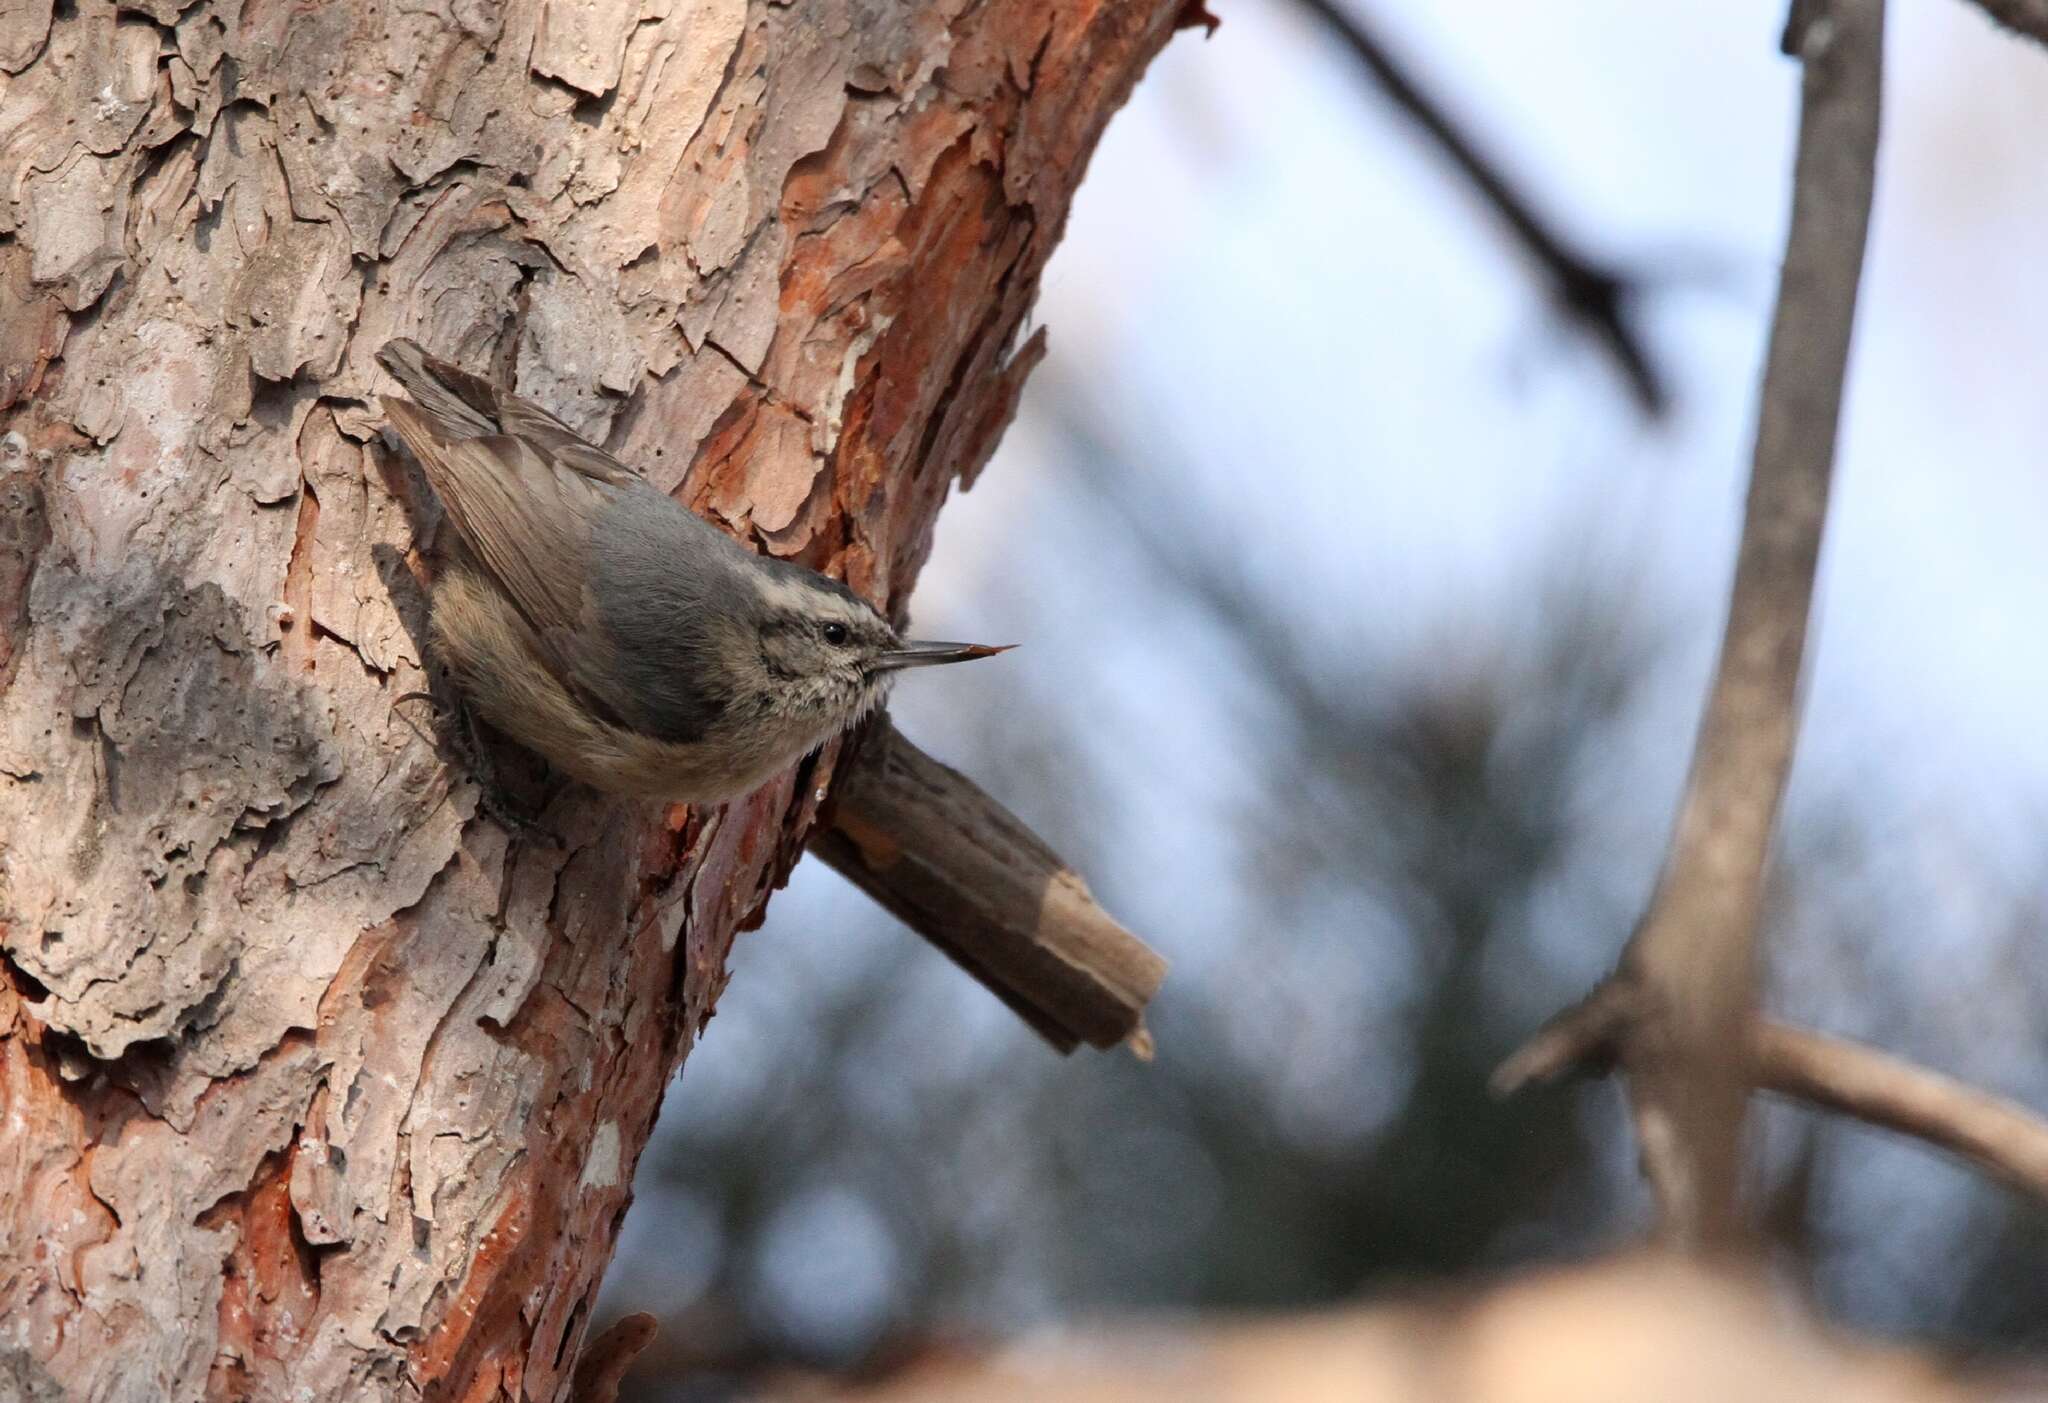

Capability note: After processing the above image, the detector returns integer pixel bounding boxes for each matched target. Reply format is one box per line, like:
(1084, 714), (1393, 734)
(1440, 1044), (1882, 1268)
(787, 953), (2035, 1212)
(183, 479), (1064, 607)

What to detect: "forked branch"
(1504, 1014), (2048, 1209)
(1496, 0), (1885, 1246)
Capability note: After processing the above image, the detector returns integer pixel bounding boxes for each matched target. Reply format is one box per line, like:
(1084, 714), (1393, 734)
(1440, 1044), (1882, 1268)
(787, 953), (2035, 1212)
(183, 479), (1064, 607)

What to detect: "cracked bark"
(0, 1), (1190, 1398)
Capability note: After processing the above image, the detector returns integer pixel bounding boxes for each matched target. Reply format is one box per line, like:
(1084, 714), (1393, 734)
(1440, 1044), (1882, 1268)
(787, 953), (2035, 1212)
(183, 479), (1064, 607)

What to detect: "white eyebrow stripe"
(749, 572), (880, 627)
(751, 574), (818, 615)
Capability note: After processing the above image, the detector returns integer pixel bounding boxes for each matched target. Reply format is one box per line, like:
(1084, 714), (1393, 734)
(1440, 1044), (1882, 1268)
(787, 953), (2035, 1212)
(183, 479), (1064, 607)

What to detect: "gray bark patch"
(7, 562), (334, 1058)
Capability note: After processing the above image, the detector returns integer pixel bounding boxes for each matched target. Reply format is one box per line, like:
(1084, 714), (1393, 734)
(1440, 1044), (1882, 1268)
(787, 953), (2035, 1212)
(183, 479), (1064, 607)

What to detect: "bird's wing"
(379, 339), (735, 737)
(381, 403), (597, 644)
(378, 342), (649, 718)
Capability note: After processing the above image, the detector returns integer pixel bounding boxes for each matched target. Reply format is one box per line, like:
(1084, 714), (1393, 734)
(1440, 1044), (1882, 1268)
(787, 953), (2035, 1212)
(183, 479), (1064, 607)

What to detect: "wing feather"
(395, 422), (593, 636)
(379, 339), (692, 736)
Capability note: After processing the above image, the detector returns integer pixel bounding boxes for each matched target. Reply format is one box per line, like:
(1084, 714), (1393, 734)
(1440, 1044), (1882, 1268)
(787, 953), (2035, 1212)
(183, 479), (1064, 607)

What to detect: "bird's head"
(743, 564), (1009, 733)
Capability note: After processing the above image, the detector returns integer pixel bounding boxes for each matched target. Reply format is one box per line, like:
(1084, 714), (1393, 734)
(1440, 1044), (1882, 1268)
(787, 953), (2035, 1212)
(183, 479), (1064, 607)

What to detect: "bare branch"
(1500, 1013), (2048, 1209)
(1290, 0), (1668, 415)
(1625, 0), (1882, 1242)
(811, 718), (1168, 1055)
(1962, 0), (2048, 46)
(1755, 1022), (2048, 1203)
(1498, 0), (1884, 1247)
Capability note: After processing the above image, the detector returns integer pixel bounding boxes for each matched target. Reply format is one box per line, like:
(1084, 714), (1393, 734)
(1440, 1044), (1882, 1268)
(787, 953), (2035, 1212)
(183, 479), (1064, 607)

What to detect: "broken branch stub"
(812, 717), (1167, 1054)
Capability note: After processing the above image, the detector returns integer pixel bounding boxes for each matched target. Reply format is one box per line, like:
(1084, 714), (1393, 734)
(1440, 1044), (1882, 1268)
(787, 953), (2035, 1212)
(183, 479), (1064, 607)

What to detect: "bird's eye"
(822, 621), (850, 646)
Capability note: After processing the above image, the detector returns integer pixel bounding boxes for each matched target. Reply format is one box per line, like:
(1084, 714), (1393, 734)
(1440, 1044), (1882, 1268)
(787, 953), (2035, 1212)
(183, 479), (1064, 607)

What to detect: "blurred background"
(600, 1), (2048, 1393)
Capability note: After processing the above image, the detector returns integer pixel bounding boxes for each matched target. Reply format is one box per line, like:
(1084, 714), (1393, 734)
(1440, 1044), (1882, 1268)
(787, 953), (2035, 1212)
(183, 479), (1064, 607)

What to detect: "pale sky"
(931, 0), (2048, 789)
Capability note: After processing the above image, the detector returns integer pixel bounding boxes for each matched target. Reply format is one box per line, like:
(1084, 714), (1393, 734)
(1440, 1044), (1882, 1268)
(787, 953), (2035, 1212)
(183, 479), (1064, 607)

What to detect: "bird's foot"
(392, 687), (559, 843)
(456, 705), (559, 844)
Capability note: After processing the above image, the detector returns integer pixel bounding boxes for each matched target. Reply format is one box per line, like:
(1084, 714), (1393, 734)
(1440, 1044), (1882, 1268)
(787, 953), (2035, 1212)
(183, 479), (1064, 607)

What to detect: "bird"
(375, 337), (1008, 806)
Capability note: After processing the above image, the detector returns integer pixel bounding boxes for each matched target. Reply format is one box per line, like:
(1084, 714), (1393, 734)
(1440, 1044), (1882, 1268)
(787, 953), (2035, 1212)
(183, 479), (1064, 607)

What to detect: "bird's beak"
(876, 640), (1015, 670)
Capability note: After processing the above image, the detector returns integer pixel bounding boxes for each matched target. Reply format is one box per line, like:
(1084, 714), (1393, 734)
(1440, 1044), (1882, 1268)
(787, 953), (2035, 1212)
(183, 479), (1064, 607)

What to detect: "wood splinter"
(811, 718), (1167, 1055)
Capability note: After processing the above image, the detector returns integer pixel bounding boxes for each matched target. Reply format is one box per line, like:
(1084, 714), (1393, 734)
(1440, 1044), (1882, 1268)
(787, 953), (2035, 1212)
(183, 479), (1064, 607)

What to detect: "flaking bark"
(0, 1), (1189, 1397)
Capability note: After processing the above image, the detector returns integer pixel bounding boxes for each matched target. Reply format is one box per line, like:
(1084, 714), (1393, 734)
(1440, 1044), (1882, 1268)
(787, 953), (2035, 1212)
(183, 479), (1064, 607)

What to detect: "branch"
(1489, 981), (1632, 1097)
(1291, 0), (1668, 416)
(1497, 0), (1884, 1247)
(1504, 1014), (2048, 1209)
(744, 1255), (1992, 1402)
(811, 718), (1168, 1055)
(571, 1313), (659, 1403)
(1755, 1023), (2048, 1203)
(1963, 0), (2048, 46)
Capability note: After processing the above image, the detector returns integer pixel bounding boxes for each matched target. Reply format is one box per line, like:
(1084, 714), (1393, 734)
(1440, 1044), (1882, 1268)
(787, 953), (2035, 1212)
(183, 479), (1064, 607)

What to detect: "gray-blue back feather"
(582, 486), (762, 744)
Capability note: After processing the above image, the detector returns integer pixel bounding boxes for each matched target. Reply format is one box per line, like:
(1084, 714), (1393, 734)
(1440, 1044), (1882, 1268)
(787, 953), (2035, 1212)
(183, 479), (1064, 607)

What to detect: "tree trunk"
(0, 1), (1186, 1397)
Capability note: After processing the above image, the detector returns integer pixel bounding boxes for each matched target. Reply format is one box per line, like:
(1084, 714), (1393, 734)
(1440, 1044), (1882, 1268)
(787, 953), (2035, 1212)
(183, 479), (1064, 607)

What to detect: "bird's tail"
(375, 339), (503, 440)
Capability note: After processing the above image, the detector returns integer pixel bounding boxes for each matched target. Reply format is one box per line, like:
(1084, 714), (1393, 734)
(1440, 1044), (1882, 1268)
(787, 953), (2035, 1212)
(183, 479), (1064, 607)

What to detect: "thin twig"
(1290, 0), (1668, 416)
(1964, 0), (2048, 46)
(1755, 1022), (2048, 1203)
(1497, 0), (1884, 1248)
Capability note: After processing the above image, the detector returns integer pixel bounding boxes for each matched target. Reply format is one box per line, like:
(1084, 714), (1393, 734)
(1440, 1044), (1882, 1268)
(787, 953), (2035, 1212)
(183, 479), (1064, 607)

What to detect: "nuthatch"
(377, 339), (1008, 804)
